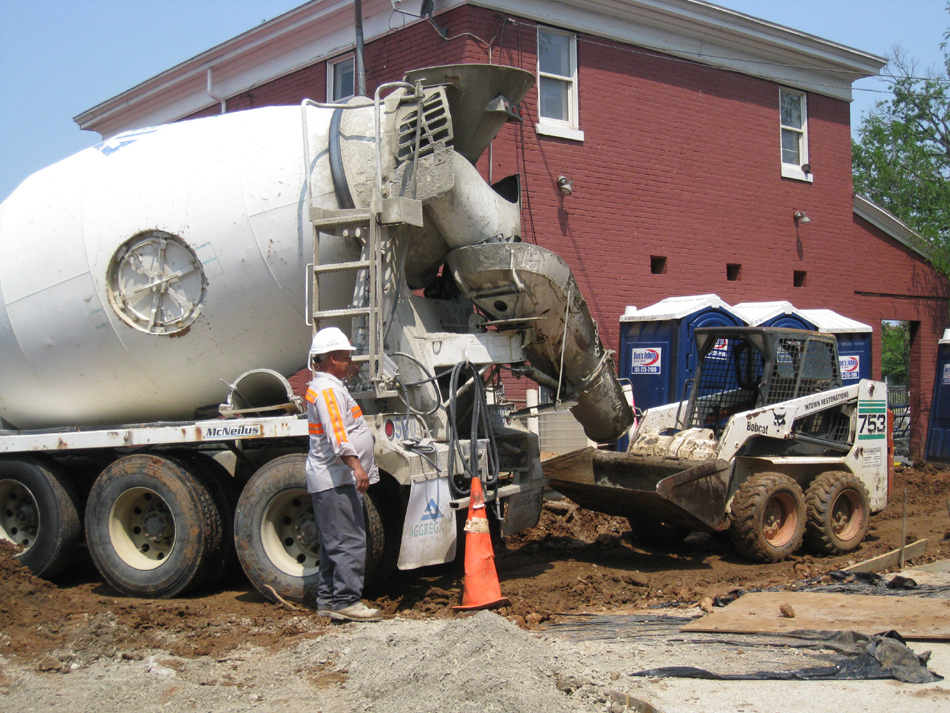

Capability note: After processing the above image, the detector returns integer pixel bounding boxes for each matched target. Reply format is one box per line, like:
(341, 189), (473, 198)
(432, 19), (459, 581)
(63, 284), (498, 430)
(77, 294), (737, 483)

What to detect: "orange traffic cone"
(453, 477), (508, 611)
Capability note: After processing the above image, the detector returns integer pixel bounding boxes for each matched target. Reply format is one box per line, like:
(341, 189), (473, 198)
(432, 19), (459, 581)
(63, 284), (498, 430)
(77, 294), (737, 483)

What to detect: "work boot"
(317, 609), (343, 621)
(334, 602), (382, 621)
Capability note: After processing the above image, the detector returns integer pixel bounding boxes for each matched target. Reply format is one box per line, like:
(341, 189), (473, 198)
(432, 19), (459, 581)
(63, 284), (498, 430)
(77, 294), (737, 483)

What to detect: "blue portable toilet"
(799, 308), (873, 384)
(926, 330), (950, 461)
(732, 301), (818, 331)
(618, 294), (745, 442)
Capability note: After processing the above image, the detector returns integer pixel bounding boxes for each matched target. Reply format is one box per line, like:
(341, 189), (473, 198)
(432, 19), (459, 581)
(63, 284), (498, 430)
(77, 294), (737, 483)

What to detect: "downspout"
(354, 0), (366, 96)
(207, 68), (227, 114)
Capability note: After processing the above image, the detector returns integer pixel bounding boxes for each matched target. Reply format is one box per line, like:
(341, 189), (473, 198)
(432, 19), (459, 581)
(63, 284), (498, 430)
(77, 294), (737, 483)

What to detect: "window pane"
(781, 128), (801, 165)
(780, 91), (802, 129)
(333, 58), (354, 101)
(539, 31), (570, 77)
(539, 76), (569, 121)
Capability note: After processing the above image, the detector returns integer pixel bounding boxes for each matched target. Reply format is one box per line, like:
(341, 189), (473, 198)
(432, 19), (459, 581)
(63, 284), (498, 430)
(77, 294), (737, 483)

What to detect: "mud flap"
(397, 477), (457, 569)
(500, 485), (544, 536)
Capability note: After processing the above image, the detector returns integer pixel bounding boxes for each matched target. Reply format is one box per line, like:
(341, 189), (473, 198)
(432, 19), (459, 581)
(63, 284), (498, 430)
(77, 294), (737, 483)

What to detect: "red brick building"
(75, 0), (949, 456)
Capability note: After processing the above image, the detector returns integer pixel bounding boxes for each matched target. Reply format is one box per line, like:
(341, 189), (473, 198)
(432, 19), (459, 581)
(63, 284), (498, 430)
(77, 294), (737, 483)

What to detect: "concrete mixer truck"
(0, 64), (634, 602)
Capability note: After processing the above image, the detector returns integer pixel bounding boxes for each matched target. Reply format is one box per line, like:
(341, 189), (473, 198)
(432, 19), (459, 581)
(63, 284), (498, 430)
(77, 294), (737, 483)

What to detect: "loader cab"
(683, 327), (842, 437)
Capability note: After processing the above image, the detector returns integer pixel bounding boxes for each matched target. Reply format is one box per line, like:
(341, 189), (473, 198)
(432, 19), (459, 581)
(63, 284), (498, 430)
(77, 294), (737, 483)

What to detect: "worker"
(305, 326), (382, 622)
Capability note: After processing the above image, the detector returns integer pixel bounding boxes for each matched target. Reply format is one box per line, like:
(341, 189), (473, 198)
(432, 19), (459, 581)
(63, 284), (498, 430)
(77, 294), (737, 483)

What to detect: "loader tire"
(0, 455), (82, 579)
(85, 454), (223, 598)
(729, 472), (805, 563)
(804, 471), (870, 555)
(233, 454), (388, 605)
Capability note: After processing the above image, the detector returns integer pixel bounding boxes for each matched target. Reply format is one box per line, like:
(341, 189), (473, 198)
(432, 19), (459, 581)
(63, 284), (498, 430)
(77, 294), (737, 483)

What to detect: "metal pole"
(354, 0), (366, 97)
(899, 487), (907, 569)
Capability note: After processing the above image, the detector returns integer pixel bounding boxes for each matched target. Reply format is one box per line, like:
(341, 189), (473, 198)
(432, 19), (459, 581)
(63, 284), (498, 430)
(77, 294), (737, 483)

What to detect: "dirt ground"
(1, 461), (948, 671)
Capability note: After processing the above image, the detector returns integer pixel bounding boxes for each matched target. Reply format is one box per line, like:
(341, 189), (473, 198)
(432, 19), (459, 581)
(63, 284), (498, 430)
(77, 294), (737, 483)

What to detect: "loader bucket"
(542, 447), (732, 533)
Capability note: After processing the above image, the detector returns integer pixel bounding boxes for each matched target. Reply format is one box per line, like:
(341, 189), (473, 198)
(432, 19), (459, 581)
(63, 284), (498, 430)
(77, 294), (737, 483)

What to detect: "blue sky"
(1, 0), (947, 202)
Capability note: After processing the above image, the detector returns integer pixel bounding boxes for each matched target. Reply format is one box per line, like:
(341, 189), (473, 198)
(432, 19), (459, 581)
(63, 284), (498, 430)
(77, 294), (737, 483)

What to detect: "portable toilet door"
(926, 332), (950, 461)
(732, 301), (818, 331)
(618, 294), (745, 415)
(799, 308), (873, 384)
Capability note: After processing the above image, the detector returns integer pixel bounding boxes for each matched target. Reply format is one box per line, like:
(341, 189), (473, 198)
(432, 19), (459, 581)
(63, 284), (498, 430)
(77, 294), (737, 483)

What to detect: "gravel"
(3, 609), (949, 713)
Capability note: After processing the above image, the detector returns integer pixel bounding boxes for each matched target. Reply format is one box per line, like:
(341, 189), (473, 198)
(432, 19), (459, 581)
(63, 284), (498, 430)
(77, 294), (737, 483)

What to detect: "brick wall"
(488, 21), (863, 347)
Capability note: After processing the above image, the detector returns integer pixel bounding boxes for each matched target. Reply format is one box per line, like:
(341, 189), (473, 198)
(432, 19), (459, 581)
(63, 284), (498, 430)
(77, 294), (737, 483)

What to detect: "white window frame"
(779, 88), (812, 182)
(536, 27), (584, 142)
(327, 54), (355, 103)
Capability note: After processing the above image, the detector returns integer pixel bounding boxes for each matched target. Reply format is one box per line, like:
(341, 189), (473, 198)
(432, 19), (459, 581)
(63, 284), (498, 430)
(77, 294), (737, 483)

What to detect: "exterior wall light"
(557, 176), (573, 196)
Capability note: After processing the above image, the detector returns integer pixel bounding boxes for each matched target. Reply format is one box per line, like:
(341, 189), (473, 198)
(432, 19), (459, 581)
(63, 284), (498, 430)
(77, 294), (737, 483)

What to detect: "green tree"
(880, 320), (910, 385)
(852, 21), (950, 275)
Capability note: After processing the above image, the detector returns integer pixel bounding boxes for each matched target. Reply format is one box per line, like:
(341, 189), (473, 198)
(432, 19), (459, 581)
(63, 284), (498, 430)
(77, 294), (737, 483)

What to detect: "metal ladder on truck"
(300, 100), (383, 399)
(300, 91), (420, 401)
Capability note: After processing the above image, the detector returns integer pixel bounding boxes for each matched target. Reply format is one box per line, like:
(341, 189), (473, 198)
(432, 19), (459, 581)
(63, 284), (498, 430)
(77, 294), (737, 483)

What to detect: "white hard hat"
(309, 327), (355, 358)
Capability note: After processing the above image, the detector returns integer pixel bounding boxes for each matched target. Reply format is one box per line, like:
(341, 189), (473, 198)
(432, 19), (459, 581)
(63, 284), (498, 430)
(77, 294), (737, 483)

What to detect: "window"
(537, 28), (583, 141)
(794, 270), (807, 287)
(780, 88), (811, 182)
(328, 55), (355, 102)
(726, 263), (741, 282)
(651, 256), (667, 275)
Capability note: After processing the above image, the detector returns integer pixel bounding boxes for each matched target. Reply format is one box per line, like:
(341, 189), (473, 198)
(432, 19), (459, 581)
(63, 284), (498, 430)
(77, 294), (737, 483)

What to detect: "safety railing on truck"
(300, 82), (427, 401)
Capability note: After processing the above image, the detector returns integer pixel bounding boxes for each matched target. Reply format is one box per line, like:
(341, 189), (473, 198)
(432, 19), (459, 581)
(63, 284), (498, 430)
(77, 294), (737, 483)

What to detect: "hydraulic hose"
(390, 351), (443, 417)
(446, 361), (500, 501)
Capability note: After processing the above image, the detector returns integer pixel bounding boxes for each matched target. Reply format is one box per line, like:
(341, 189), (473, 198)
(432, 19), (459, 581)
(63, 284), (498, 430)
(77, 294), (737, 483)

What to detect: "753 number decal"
(858, 413), (887, 435)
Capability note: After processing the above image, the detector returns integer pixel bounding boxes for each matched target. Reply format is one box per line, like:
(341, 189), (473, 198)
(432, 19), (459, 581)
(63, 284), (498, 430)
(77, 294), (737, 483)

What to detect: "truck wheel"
(85, 454), (223, 598)
(165, 450), (239, 589)
(804, 471), (870, 555)
(626, 517), (691, 548)
(233, 454), (388, 605)
(0, 456), (81, 579)
(729, 472), (805, 562)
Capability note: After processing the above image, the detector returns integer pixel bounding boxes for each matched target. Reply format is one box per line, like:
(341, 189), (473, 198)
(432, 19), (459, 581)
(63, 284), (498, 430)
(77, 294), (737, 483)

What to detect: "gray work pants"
(310, 484), (366, 610)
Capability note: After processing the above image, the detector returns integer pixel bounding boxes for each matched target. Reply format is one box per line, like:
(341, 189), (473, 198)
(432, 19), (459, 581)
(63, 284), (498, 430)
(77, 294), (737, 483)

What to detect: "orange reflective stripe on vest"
(322, 388), (349, 444)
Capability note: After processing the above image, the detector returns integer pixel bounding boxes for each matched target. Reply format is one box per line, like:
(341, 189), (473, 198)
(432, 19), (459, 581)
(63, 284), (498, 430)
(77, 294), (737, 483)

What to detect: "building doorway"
(881, 320), (913, 457)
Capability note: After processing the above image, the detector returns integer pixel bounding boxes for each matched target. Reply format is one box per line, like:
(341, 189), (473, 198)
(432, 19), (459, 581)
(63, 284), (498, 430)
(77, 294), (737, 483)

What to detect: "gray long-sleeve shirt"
(304, 371), (379, 493)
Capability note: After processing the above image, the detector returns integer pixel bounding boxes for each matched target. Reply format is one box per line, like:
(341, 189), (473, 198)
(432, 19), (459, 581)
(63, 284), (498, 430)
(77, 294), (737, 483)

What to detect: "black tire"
(84, 454), (223, 598)
(626, 516), (691, 548)
(804, 471), (871, 555)
(233, 454), (390, 604)
(0, 456), (82, 579)
(361, 487), (390, 597)
(165, 450), (240, 590)
(729, 472), (805, 563)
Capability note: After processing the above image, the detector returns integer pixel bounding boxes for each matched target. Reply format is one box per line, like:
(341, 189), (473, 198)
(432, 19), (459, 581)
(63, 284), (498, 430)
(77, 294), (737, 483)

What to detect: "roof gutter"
(853, 194), (932, 262)
(207, 68), (227, 114)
